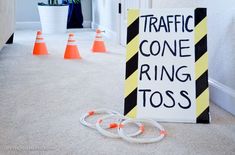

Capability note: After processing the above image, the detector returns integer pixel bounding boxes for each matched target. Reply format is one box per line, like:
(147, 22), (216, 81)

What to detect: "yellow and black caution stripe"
(124, 8), (210, 123)
(194, 8), (210, 123)
(124, 10), (140, 118)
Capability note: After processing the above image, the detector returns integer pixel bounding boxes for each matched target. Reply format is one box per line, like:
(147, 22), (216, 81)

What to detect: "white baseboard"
(209, 78), (235, 115)
(91, 22), (118, 43)
(16, 20), (91, 30)
(91, 22), (99, 30)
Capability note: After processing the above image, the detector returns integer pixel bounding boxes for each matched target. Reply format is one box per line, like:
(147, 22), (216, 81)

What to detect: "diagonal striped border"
(124, 8), (210, 123)
(124, 9), (140, 118)
(195, 8), (210, 123)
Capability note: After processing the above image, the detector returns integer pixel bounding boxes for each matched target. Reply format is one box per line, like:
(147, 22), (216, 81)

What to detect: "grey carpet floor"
(0, 29), (234, 155)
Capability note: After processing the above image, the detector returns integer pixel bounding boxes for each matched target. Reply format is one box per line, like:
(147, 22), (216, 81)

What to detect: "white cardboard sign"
(124, 8), (210, 123)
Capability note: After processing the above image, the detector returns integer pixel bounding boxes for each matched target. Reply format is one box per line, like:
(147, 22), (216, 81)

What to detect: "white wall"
(16, 0), (46, 22)
(15, 0), (92, 28)
(202, 0), (235, 115)
(81, 0), (92, 23)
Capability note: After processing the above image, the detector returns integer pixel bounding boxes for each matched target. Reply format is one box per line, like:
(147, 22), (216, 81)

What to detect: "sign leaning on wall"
(124, 8), (210, 123)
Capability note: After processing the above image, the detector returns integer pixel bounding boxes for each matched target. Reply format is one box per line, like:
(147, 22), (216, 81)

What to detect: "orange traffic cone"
(64, 33), (81, 59)
(91, 29), (107, 53)
(33, 31), (48, 55)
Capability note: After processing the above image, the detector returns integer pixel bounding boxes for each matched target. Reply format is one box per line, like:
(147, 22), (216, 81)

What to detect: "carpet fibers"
(0, 29), (234, 155)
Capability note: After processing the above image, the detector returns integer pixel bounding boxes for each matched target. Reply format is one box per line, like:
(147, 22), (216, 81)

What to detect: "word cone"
(91, 29), (107, 53)
(64, 33), (81, 59)
(33, 31), (48, 55)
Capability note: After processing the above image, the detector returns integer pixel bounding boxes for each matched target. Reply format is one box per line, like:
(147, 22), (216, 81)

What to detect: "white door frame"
(117, 0), (152, 46)
(117, 0), (122, 45)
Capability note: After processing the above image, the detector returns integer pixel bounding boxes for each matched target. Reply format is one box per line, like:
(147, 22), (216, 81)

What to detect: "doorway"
(117, 0), (151, 46)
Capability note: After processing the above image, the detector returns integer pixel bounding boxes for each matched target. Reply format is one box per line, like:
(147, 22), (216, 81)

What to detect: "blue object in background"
(63, 0), (83, 28)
